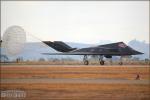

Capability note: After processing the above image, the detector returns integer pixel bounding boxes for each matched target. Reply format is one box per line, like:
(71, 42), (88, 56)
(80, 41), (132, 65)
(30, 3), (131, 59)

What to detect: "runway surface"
(1, 65), (149, 84)
(1, 64), (150, 99)
(1, 78), (149, 84)
(1, 64), (149, 67)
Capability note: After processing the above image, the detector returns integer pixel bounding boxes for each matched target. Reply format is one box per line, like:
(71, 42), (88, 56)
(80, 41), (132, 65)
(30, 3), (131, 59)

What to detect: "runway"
(1, 64), (148, 67)
(1, 78), (149, 84)
(1, 64), (150, 99)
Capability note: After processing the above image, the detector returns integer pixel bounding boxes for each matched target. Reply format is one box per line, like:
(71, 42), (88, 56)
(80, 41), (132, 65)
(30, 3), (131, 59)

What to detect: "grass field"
(1, 64), (150, 100)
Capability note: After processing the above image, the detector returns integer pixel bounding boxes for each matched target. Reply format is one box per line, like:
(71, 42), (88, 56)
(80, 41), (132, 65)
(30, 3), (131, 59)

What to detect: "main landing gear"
(99, 55), (105, 65)
(119, 56), (123, 65)
(83, 55), (89, 65)
(83, 55), (105, 65)
(83, 55), (124, 65)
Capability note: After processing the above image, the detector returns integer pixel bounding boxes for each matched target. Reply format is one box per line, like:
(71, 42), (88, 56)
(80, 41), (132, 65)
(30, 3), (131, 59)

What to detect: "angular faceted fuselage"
(43, 41), (143, 56)
(70, 42), (143, 56)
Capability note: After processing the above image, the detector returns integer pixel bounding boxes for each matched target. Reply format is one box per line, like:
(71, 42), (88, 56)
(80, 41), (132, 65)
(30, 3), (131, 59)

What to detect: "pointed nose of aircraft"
(132, 50), (144, 55)
(127, 45), (144, 55)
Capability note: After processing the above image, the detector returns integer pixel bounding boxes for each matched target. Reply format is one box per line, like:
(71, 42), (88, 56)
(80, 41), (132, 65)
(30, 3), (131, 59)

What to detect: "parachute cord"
(26, 32), (50, 48)
(26, 32), (43, 42)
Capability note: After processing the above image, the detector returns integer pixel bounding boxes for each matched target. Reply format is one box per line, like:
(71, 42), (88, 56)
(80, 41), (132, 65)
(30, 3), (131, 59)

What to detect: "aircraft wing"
(42, 51), (120, 55)
(42, 52), (98, 55)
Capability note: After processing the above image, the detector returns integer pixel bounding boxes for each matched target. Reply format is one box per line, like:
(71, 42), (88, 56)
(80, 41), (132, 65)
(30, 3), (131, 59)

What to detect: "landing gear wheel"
(84, 60), (89, 65)
(119, 62), (123, 65)
(100, 60), (104, 65)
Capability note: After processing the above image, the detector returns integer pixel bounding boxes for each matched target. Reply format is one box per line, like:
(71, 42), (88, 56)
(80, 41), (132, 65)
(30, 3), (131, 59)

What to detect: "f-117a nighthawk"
(42, 41), (143, 65)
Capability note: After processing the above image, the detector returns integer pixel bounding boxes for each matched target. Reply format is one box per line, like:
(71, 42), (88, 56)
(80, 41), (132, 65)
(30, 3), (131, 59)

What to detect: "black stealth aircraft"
(42, 41), (143, 65)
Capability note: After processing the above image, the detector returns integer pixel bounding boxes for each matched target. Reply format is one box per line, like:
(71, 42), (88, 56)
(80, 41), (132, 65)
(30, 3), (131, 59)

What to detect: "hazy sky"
(1, 1), (149, 44)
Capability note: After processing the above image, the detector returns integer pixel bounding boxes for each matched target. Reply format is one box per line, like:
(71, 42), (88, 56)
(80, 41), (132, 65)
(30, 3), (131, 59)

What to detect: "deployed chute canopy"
(2, 25), (26, 56)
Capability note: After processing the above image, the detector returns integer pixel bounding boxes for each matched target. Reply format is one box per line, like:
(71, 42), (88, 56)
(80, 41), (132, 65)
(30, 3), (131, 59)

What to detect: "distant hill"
(128, 39), (149, 59)
(1, 40), (149, 61)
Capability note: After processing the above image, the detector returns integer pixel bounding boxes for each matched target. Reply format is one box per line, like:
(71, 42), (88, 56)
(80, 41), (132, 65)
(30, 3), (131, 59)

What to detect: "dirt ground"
(1, 65), (150, 100)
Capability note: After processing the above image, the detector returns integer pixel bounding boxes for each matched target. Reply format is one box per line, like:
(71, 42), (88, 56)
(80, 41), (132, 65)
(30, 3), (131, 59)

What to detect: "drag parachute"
(2, 25), (26, 56)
